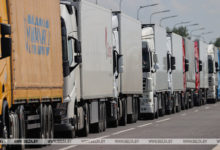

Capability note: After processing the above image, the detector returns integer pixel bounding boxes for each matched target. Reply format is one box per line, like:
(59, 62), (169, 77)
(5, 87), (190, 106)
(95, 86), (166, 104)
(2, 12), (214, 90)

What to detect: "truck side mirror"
(171, 56), (176, 71)
(171, 65), (176, 70)
(75, 55), (82, 64)
(208, 57), (214, 74)
(199, 60), (203, 72)
(118, 54), (124, 73)
(215, 62), (218, 70)
(185, 59), (189, 72)
(153, 53), (158, 64)
(68, 36), (81, 53)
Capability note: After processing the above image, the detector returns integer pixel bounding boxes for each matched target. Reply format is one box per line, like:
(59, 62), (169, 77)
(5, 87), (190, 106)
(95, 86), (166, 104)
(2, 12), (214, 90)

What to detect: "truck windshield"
(142, 42), (151, 72)
(208, 57), (214, 74)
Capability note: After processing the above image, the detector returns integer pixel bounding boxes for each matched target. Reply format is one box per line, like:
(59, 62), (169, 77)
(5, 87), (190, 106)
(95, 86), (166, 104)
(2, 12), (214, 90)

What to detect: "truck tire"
(103, 103), (107, 132)
(159, 94), (166, 116)
(119, 99), (127, 126)
(185, 92), (189, 109)
(48, 105), (54, 138)
(17, 106), (25, 150)
(38, 104), (45, 139)
(176, 94), (181, 112)
(44, 105), (49, 139)
(155, 98), (159, 119)
(78, 103), (89, 137)
(189, 91), (194, 108)
(1, 101), (9, 150)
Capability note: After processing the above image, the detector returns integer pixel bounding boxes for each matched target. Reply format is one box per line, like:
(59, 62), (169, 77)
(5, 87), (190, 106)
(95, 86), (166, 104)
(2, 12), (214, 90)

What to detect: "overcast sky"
(86, 0), (220, 43)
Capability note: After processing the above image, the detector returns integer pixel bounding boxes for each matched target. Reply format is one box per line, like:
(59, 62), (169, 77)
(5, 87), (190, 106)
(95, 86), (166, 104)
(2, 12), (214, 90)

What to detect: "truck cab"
(207, 44), (217, 103)
(140, 26), (159, 119)
(55, 3), (82, 137)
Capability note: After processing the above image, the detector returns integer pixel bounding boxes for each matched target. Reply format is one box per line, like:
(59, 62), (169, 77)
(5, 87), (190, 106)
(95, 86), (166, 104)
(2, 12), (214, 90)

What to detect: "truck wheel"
(103, 103), (107, 132)
(177, 94), (181, 112)
(190, 92), (194, 108)
(79, 103), (89, 137)
(38, 104), (45, 139)
(119, 99), (127, 126)
(44, 105), (49, 139)
(172, 95), (176, 114)
(155, 98), (159, 119)
(181, 94), (185, 110)
(185, 93), (189, 109)
(161, 94), (166, 116)
(48, 105), (54, 138)
(132, 97), (138, 123)
(17, 106), (25, 150)
(1, 101), (9, 150)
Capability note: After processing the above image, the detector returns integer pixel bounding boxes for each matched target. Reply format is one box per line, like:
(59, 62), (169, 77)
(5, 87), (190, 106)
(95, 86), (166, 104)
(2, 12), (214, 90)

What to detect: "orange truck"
(0, 0), (63, 148)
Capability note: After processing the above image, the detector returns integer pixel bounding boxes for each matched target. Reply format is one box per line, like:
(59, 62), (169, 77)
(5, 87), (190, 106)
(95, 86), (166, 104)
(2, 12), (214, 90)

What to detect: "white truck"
(183, 38), (195, 108)
(207, 44), (217, 103)
(140, 24), (173, 119)
(195, 40), (208, 105)
(57, 0), (115, 137)
(167, 32), (184, 112)
(112, 12), (142, 125)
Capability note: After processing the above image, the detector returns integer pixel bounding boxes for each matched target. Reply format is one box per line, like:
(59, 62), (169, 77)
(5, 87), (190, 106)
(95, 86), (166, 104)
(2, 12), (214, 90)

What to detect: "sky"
(86, 0), (220, 43)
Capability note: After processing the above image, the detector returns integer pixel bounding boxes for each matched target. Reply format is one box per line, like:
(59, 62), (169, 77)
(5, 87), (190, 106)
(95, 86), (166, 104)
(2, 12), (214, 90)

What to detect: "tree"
(172, 26), (189, 38)
(214, 38), (220, 47)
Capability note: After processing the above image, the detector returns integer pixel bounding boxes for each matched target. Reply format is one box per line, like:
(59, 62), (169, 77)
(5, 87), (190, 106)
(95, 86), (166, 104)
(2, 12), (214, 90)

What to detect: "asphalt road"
(27, 102), (220, 150)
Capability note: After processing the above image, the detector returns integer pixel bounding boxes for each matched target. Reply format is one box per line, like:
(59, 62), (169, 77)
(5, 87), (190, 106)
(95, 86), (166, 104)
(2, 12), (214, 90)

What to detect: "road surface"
(27, 102), (220, 150)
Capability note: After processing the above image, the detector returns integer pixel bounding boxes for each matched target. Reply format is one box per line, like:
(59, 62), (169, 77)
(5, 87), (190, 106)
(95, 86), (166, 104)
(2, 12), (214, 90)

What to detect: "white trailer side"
(119, 13), (142, 95)
(184, 38), (195, 88)
(199, 41), (209, 89)
(154, 25), (168, 91)
(79, 1), (114, 99)
(170, 33), (184, 91)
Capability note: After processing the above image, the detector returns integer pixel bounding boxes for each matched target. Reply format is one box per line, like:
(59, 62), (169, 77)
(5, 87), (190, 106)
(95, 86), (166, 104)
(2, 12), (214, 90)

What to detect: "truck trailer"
(194, 40), (208, 105)
(183, 38), (195, 108)
(167, 32), (184, 112)
(0, 0), (63, 149)
(111, 12), (142, 125)
(58, 0), (116, 136)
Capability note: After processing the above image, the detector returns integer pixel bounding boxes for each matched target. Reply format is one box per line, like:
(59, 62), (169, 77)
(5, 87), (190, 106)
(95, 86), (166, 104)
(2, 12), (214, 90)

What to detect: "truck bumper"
(139, 101), (154, 114)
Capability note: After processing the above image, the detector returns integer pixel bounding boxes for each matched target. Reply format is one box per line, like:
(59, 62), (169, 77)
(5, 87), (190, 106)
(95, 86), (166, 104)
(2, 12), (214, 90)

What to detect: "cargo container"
(0, 0), (63, 148)
(167, 32), (184, 112)
(195, 40), (208, 105)
(183, 38), (195, 108)
(111, 12), (142, 124)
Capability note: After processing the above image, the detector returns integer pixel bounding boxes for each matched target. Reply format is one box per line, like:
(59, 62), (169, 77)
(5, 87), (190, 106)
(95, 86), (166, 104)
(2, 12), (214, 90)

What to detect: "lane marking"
(59, 145), (77, 150)
(205, 106), (210, 110)
(194, 109), (199, 113)
(59, 135), (110, 150)
(156, 118), (170, 123)
(181, 113), (186, 116)
(111, 128), (135, 135)
(137, 123), (152, 128)
(92, 135), (110, 140)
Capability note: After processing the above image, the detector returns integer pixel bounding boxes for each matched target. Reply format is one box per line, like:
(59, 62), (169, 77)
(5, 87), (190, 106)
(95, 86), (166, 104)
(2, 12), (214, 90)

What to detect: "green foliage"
(165, 26), (190, 38)
(172, 26), (189, 38)
(214, 37), (220, 47)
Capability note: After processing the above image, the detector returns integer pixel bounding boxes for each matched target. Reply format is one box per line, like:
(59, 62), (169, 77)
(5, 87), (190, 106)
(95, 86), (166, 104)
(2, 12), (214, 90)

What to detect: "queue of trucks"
(0, 0), (220, 149)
